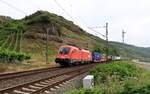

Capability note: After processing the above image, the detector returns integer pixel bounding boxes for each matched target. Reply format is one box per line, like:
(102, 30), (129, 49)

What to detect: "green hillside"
(110, 42), (150, 62)
(0, 10), (150, 63)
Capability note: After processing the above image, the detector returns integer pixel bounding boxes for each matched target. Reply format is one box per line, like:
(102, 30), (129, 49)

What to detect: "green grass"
(65, 32), (80, 39)
(66, 61), (150, 94)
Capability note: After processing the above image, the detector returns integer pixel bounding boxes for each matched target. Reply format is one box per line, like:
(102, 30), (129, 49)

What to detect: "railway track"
(0, 67), (60, 81)
(0, 67), (62, 90)
(0, 64), (95, 94)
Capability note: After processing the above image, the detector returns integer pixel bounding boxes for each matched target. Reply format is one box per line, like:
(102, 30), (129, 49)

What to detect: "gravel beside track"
(48, 72), (88, 94)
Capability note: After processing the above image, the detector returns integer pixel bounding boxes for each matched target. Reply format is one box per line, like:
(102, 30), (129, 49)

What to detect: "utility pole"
(86, 42), (88, 49)
(19, 30), (22, 52)
(46, 27), (49, 64)
(105, 22), (109, 62)
(87, 23), (109, 61)
(122, 30), (128, 60)
(122, 30), (126, 43)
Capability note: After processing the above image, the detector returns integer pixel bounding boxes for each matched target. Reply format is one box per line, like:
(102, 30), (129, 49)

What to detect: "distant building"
(132, 59), (139, 62)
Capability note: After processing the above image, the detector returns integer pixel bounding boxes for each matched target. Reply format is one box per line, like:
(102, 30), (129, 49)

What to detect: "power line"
(53, 0), (106, 39)
(30, 0), (41, 10)
(64, 2), (107, 38)
(53, 0), (75, 21)
(88, 26), (105, 29)
(53, 0), (108, 41)
(53, 0), (86, 30)
(0, 0), (26, 15)
(88, 27), (106, 38)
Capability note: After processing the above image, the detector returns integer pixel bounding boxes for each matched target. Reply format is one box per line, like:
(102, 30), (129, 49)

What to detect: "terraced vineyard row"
(0, 30), (23, 52)
(0, 21), (31, 62)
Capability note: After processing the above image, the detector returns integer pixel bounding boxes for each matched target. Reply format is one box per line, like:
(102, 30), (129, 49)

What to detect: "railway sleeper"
(40, 82), (49, 85)
(29, 85), (41, 89)
(55, 86), (60, 89)
(34, 83), (47, 87)
(22, 87), (36, 92)
(44, 90), (52, 94)
(13, 90), (30, 94)
(44, 80), (52, 83)
(50, 88), (56, 91)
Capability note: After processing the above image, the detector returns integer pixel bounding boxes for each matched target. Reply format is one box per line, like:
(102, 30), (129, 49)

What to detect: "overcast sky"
(0, 0), (150, 47)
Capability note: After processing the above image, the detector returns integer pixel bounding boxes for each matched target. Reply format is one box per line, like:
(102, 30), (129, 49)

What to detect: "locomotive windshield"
(59, 47), (70, 54)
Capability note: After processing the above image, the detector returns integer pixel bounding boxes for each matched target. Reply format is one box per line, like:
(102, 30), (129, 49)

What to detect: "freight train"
(55, 45), (107, 66)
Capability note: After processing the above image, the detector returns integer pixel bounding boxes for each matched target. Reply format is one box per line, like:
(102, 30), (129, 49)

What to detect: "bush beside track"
(0, 47), (30, 63)
(66, 61), (150, 94)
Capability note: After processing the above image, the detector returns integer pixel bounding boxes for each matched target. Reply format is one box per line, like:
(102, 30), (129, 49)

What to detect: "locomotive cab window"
(59, 47), (70, 54)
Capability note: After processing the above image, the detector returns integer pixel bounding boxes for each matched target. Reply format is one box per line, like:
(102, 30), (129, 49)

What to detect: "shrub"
(66, 87), (103, 94)
(0, 47), (31, 62)
(90, 61), (141, 84)
(121, 84), (150, 94)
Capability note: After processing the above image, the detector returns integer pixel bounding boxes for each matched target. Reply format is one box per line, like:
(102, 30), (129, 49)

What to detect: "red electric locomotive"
(55, 45), (92, 66)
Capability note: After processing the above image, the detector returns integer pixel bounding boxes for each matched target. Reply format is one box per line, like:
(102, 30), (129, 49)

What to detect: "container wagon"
(92, 52), (102, 63)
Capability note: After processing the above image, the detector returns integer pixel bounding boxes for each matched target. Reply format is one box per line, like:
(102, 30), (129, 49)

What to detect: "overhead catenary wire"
(58, 0), (107, 39)
(0, 0), (107, 39)
(88, 26), (105, 29)
(53, 0), (90, 32)
(53, 0), (76, 22)
(76, 14), (107, 38)
(52, 0), (106, 39)
(0, 0), (26, 15)
(30, 0), (41, 10)
(87, 27), (106, 38)
(32, 0), (107, 39)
